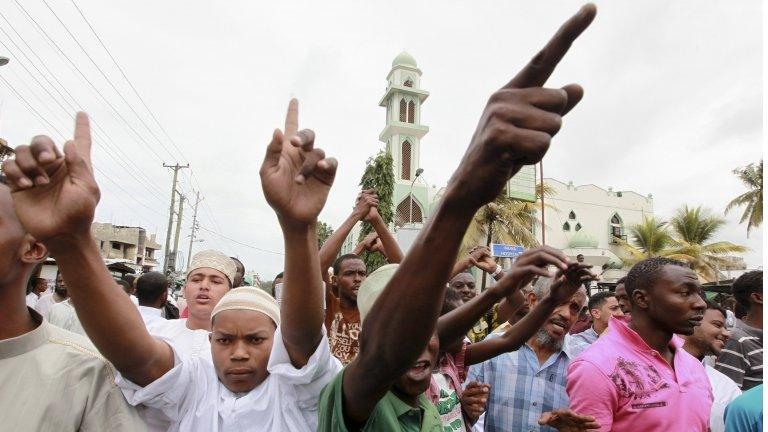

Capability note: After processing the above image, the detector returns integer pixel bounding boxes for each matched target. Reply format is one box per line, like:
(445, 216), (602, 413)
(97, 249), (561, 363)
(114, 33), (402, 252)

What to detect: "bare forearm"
(356, 198), (475, 380)
(319, 213), (360, 273)
(465, 295), (558, 365)
(437, 288), (501, 348)
(450, 258), (471, 278)
(47, 234), (170, 384)
(371, 215), (403, 263)
(280, 222), (324, 365)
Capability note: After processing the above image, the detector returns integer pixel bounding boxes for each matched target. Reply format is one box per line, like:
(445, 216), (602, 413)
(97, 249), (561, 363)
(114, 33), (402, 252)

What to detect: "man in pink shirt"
(566, 257), (713, 431)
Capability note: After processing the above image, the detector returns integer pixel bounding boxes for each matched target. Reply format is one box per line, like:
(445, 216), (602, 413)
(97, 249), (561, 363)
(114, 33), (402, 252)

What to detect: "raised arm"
(260, 99), (338, 367)
(437, 246), (569, 349)
(2, 114), (172, 386)
(340, 4), (596, 426)
(318, 190), (378, 274)
(466, 262), (595, 366)
(365, 207), (404, 263)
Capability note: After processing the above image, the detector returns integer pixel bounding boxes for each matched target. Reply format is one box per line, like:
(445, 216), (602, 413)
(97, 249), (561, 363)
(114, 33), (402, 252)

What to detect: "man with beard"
(34, 271), (68, 319)
(567, 258), (712, 431)
(466, 276), (588, 432)
(682, 300), (741, 432)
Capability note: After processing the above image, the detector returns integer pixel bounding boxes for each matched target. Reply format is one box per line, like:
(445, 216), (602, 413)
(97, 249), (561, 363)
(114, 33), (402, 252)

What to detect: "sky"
(0, 0), (762, 280)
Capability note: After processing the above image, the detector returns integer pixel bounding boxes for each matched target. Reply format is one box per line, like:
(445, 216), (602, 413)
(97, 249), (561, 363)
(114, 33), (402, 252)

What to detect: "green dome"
(569, 231), (598, 248)
(392, 51), (417, 68)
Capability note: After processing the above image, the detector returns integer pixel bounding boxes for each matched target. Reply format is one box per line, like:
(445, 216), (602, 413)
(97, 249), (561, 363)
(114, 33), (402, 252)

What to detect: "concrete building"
(534, 179), (654, 281)
(91, 223), (162, 272)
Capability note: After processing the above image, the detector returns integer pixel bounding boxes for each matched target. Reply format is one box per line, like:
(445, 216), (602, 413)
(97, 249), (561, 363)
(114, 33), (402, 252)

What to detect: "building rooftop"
(392, 51), (417, 68)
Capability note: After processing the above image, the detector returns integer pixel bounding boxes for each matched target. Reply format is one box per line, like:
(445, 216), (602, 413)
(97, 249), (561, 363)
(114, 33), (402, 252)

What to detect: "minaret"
(379, 52), (430, 226)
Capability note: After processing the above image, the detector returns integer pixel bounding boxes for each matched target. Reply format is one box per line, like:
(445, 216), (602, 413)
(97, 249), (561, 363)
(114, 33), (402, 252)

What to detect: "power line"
(197, 226), (284, 256)
(0, 35), (167, 201)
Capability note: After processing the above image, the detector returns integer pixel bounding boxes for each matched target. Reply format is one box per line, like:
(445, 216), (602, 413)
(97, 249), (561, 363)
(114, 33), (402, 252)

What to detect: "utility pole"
(170, 192), (185, 273)
(162, 163), (188, 274)
(186, 191), (202, 268)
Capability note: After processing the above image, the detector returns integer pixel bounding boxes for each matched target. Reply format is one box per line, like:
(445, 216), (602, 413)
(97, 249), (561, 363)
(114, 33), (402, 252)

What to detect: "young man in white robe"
(3, 101), (342, 431)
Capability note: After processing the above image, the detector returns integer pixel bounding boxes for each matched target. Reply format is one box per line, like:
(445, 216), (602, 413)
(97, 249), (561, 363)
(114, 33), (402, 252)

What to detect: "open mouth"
(195, 293), (211, 304)
(406, 359), (432, 380)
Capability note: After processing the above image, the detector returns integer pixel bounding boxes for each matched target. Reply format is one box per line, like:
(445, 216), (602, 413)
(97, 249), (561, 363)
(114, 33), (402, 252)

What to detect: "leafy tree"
(725, 160), (763, 236)
(615, 216), (674, 266)
(316, 220), (334, 249)
(357, 151), (395, 271)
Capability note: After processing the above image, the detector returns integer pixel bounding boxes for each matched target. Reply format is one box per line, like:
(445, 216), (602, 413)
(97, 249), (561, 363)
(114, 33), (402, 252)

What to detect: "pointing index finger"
(73, 112), (93, 170)
(284, 98), (299, 138)
(504, 3), (596, 89)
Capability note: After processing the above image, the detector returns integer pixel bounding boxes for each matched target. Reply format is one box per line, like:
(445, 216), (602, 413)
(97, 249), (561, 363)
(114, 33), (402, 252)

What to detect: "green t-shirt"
(317, 367), (442, 432)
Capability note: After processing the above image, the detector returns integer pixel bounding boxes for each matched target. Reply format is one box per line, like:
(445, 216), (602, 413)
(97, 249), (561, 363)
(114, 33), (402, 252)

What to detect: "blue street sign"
(490, 243), (525, 258)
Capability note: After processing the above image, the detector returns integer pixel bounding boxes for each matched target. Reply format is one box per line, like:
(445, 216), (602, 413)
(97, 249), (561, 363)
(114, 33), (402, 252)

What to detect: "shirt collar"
(385, 390), (432, 419)
(0, 308), (49, 360)
(138, 305), (162, 317)
(607, 315), (684, 353)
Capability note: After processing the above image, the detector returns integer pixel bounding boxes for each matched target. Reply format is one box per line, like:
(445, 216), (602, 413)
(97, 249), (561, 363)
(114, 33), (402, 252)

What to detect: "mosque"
(342, 52), (655, 282)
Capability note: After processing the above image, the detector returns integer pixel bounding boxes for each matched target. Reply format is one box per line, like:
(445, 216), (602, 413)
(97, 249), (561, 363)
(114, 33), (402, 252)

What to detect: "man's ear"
(751, 291), (762, 306)
(632, 288), (649, 309)
(19, 234), (48, 264)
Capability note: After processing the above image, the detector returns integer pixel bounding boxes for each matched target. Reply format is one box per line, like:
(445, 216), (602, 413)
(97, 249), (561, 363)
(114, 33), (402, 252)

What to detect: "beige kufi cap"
(357, 264), (399, 323)
(211, 286), (281, 326)
(186, 249), (237, 286)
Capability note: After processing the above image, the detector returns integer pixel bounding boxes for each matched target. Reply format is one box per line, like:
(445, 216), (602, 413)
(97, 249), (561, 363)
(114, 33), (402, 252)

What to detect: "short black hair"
(136, 271), (168, 305)
(731, 270), (762, 309)
(441, 287), (463, 316)
(625, 257), (689, 303)
(122, 274), (136, 286)
(231, 257), (244, 270)
(274, 272), (284, 281)
(577, 254), (584, 258)
(332, 253), (365, 277)
(588, 290), (615, 311)
(616, 276), (626, 285)
(734, 301), (748, 320)
(704, 299), (727, 320)
(116, 279), (132, 294)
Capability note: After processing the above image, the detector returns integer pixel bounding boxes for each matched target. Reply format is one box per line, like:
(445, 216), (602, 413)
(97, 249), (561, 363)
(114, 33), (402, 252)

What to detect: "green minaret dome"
(392, 51), (417, 68)
(569, 231), (599, 248)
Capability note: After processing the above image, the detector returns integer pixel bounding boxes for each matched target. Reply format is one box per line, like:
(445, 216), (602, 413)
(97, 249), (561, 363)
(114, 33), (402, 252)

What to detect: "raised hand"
(260, 99), (338, 226)
(352, 189), (379, 221)
(445, 4), (596, 208)
(2, 112), (99, 243)
(461, 381), (491, 423)
(487, 246), (570, 299)
(549, 262), (596, 305)
(468, 246), (498, 273)
(539, 409), (599, 431)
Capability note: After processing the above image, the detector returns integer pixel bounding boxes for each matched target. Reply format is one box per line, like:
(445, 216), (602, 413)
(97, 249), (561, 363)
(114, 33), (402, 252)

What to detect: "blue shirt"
(566, 327), (598, 358)
(466, 333), (572, 432)
(724, 384), (763, 432)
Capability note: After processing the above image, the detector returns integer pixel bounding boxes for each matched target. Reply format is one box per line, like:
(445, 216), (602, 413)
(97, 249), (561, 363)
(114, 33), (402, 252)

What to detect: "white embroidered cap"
(186, 249), (237, 286)
(211, 286), (281, 326)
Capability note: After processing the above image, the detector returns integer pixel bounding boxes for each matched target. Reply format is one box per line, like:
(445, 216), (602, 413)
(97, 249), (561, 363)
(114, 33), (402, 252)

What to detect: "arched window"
(396, 195), (423, 226)
(611, 214), (621, 225)
(407, 100), (416, 123)
(404, 79), (413, 87)
(401, 140), (412, 180)
(563, 222), (571, 231)
(399, 99), (407, 122)
(575, 223), (582, 232)
(610, 213), (624, 241)
(569, 211), (576, 220)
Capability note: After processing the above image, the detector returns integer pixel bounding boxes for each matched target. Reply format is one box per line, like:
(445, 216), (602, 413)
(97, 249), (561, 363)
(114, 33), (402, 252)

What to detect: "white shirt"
(34, 293), (63, 320)
(138, 305), (165, 327)
(118, 327), (342, 432)
(130, 295), (139, 306)
(48, 299), (88, 337)
(25, 292), (39, 308)
(146, 318), (212, 362)
(705, 364), (741, 432)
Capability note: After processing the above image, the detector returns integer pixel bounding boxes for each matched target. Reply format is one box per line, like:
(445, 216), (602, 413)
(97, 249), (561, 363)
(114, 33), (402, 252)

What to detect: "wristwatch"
(491, 265), (504, 279)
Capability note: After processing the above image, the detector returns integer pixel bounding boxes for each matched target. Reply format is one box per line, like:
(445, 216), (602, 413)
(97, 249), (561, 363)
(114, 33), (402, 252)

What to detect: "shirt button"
(533, 402), (538, 406)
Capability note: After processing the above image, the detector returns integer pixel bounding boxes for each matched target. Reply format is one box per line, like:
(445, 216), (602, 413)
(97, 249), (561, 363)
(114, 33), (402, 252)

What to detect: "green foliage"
(316, 220), (334, 249)
(725, 160), (763, 236)
(357, 151), (395, 271)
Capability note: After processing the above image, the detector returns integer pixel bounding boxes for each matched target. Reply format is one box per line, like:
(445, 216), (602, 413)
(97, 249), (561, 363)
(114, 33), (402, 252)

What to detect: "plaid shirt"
(466, 333), (572, 432)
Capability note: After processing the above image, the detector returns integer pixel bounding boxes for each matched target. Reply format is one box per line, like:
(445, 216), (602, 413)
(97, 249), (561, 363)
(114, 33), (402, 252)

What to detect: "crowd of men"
(0, 4), (764, 432)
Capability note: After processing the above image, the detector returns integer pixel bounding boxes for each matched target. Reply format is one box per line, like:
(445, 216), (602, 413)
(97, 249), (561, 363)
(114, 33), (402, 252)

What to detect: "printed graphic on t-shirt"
(609, 356), (670, 399)
(328, 312), (360, 365)
(433, 372), (465, 432)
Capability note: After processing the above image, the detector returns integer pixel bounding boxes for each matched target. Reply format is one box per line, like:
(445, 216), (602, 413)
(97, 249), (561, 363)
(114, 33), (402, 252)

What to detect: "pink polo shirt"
(567, 316), (713, 431)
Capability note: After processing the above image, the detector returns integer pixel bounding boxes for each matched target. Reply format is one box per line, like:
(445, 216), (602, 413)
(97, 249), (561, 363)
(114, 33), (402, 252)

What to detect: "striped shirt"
(715, 321), (763, 390)
(466, 333), (572, 432)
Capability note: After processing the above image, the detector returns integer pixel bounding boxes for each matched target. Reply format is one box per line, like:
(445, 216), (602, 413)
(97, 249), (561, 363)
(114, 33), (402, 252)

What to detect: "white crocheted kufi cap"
(211, 286), (281, 326)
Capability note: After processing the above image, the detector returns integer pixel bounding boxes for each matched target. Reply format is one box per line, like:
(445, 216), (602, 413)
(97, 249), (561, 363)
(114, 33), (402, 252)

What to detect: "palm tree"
(666, 206), (748, 281)
(615, 216), (674, 266)
(725, 160), (762, 236)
